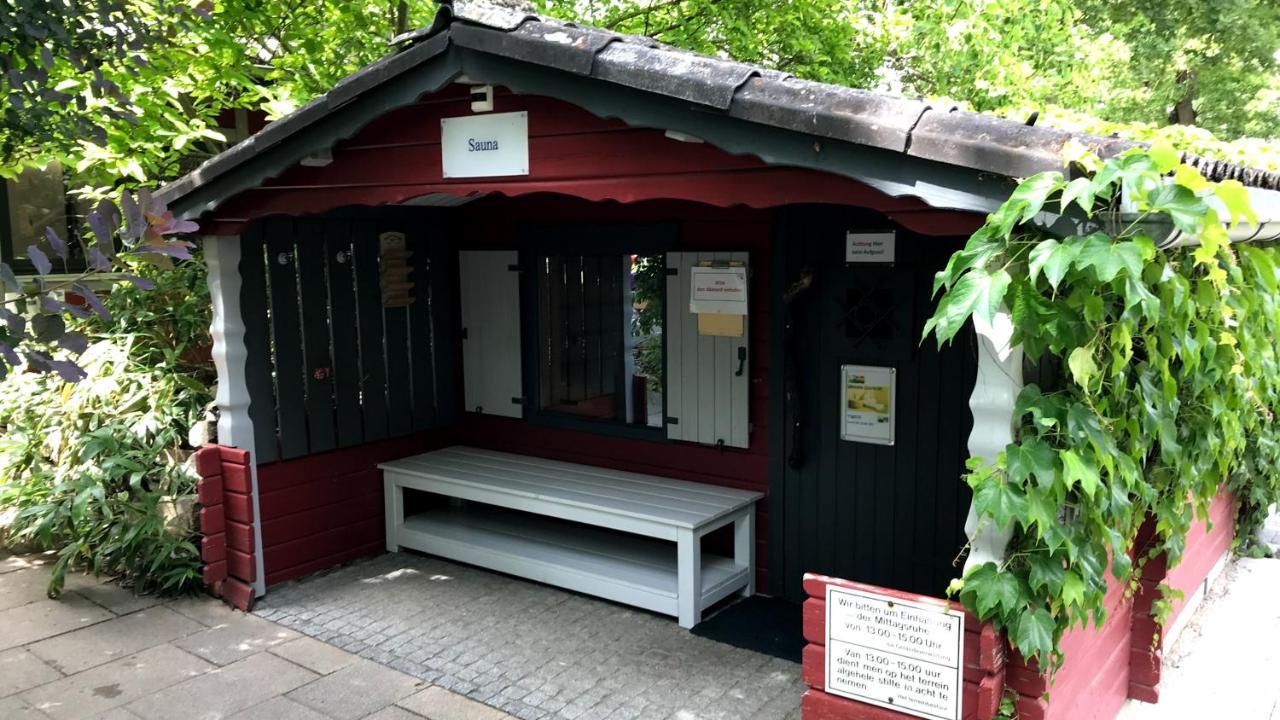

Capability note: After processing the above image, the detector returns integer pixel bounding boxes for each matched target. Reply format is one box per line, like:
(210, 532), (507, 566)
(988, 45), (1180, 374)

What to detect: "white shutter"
(665, 251), (750, 448)
(459, 250), (523, 418)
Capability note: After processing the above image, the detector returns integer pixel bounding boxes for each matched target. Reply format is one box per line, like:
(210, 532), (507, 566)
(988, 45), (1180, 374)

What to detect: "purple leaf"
(171, 219), (199, 234)
(58, 331), (89, 355)
(49, 359), (87, 383)
(88, 246), (112, 271)
(44, 226), (68, 260)
(118, 274), (156, 290)
(0, 262), (20, 292)
(39, 295), (66, 314)
(31, 313), (65, 342)
(121, 191), (146, 241)
(0, 308), (25, 336)
(73, 284), (111, 321)
(87, 210), (113, 247)
(0, 343), (20, 367)
(27, 245), (52, 276)
(24, 350), (51, 372)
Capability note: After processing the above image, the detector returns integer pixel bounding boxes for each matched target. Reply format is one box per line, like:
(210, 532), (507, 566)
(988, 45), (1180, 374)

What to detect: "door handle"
(735, 346), (747, 376)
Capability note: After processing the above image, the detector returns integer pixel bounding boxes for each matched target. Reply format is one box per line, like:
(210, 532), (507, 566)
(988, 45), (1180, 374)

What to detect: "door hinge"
(665, 416), (679, 425)
(666, 267), (679, 276)
(511, 397), (526, 405)
(461, 327), (469, 340)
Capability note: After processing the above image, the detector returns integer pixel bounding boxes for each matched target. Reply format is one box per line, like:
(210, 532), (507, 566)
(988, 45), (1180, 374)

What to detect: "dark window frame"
(518, 222), (677, 442)
(0, 171), (90, 277)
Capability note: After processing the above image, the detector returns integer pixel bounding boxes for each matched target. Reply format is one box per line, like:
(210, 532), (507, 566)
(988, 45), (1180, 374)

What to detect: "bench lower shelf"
(393, 505), (749, 619)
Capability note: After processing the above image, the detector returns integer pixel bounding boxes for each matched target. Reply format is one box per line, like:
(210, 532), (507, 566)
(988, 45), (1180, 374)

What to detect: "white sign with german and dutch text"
(846, 231), (896, 263)
(689, 265), (748, 315)
(441, 111), (529, 178)
(825, 585), (964, 720)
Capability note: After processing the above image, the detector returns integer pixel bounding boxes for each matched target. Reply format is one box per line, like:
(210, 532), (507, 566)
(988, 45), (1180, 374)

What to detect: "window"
(533, 252), (665, 431)
(1, 163), (86, 276)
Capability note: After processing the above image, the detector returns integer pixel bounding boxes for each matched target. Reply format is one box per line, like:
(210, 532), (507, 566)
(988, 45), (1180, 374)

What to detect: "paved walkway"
(0, 552), (516, 720)
(254, 553), (805, 720)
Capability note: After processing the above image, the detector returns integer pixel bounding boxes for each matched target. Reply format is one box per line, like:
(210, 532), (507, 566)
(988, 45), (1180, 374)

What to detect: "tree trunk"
(1170, 69), (1197, 125)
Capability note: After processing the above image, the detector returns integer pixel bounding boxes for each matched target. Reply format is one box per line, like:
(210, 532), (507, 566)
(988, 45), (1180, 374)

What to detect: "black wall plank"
(407, 223), (437, 430)
(296, 218), (337, 453)
(352, 219), (389, 442)
(324, 220), (364, 447)
(380, 222), (413, 437)
(238, 225), (281, 463)
(264, 218), (310, 460)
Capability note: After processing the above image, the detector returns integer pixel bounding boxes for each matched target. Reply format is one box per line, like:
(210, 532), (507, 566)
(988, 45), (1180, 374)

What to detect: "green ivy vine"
(926, 143), (1280, 672)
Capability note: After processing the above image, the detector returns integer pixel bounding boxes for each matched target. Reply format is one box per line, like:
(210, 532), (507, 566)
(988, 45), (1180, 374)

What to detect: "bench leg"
(384, 477), (403, 553)
(734, 509), (755, 597)
(677, 527), (702, 629)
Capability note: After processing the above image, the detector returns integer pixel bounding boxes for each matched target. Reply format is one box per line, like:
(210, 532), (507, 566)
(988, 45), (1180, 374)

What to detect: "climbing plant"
(926, 144), (1280, 671)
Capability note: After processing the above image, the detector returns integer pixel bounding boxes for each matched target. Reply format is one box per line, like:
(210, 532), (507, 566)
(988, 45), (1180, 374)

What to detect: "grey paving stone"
(19, 643), (212, 720)
(269, 636), (360, 675)
(0, 595), (114, 652)
(365, 707), (430, 720)
(0, 695), (52, 719)
(0, 553), (52, 575)
(171, 612), (301, 665)
(127, 650), (317, 720)
(228, 697), (332, 720)
(0, 648), (62, 698)
(399, 686), (514, 720)
(287, 658), (425, 720)
(62, 575), (161, 616)
(94, 710), (142, 720)
(28, 606), (203, 675)
(165, 595), (246, 628)
(0, 568), (53, 611)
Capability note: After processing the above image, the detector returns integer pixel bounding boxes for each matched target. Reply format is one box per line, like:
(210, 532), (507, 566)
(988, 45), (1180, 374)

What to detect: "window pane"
(536, 253), (663, 428)
(6, 164), (70, 262)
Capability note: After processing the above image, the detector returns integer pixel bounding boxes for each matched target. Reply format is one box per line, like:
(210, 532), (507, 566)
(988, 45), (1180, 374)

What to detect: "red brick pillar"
(195, 444), (257, 611)
(800, 574), (1005, 720)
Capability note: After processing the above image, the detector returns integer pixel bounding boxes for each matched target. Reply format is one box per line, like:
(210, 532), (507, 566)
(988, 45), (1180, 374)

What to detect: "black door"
(769, 206), (978, 602)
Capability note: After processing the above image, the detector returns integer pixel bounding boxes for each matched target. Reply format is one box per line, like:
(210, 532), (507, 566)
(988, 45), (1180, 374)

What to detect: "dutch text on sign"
(825, 586), (965, 720)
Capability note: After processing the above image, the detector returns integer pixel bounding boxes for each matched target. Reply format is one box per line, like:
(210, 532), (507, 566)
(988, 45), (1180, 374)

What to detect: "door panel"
(774, 207), (977, 601)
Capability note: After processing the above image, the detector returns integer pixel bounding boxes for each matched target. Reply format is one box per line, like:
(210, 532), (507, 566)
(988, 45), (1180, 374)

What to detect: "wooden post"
(676, 527), (703, 628)
(206, 235), (267, 597)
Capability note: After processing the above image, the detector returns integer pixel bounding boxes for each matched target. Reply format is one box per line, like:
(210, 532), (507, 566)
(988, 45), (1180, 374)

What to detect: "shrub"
(0, 258), (214, 597)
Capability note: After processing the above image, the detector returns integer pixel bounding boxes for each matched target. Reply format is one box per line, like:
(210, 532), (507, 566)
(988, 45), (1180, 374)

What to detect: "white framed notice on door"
(840, 364), (895, 445)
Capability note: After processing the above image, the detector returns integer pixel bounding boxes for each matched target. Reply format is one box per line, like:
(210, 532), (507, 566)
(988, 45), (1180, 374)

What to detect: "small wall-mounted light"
(470, 85), (494, 113)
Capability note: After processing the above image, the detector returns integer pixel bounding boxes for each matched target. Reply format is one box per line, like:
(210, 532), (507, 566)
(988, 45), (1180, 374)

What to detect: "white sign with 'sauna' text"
(441, 111), (529, 178)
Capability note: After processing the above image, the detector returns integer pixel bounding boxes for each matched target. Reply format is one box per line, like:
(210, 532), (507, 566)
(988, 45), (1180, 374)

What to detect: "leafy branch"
(926, 143), (1276, 673)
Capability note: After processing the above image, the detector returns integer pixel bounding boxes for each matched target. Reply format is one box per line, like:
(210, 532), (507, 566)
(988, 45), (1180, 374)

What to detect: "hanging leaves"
(926, 146), (1280, 675)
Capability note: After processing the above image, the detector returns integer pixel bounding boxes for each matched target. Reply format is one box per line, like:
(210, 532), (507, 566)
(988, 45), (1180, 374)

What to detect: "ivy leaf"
(974, 476), (1029, 530)
(1067, 346), (1097, 387)
(1010, 171), (1065, 224)
(1060, 177), (1095, 215)
(926, 268), (988, 345)
(1061, 570), (1085, 608)
(1028, 555), (1066, 594)
(1075, 233), (1147, 282)
(1060, 449), (1100, 498)
(1014, 608), (1056, 661)
(1147, 141), (1181, 174)
(1146, 183), (1208, 234)
(1214, 180), (1257, 228)
(1029, 238), (1081, 290)
(1024, 486), (1058, 536)
(1006, 438), (1058, 488)
(962, 562), (1026, 618)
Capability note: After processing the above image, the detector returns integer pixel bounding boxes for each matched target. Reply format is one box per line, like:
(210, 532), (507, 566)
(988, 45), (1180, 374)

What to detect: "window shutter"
(665, 251), (750, 448)
(459, 250), (523, 418)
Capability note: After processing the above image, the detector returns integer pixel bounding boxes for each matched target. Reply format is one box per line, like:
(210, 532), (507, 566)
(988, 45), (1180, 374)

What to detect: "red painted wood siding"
(204, 86), (980, 237)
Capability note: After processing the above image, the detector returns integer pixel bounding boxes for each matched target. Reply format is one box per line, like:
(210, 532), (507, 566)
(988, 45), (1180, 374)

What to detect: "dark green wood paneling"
(407, 223), (437, 430)
(296, 218), (337, 453)
(352, 219), (389, 442)
(238, 225), (281, 463)
(264, 218), (309, 460)
(324, 220), (364, 447)
(774, 205), (977, 602)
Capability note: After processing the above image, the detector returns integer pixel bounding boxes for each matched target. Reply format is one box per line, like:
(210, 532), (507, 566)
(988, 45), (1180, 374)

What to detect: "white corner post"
(205, 235), (267, 597)
(962, 310), (1024, 573)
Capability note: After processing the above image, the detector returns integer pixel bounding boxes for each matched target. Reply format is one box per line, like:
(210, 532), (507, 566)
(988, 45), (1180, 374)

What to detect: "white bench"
(380, 446), (763, 628)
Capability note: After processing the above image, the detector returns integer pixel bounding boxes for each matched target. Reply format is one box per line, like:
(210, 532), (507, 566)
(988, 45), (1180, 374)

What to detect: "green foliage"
(929, 146), (1280, 671)
(0, 260), (214, 596)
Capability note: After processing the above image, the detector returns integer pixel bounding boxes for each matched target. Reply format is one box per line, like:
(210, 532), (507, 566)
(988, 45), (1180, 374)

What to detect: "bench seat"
(380, 447), (763, 627)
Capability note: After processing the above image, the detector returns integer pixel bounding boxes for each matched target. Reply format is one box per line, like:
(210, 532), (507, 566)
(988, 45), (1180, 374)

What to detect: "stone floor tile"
(0, 695), (52, 719)
(0, 567), (54, 611)
(171, 612), (300, 665)
(0, 649), (62, 698)
(19, 643), (212, 720)
(28, 606), (203, 675)
(0, 594), (114, 651)
(63, 575), (161, 616)
(366, 707), (430, 720)
(269, 636), (360, 675)
(287, 658), (426, 720)
(398, 686), (513, 720)
(227, 696), (332, 720)
(166, 595), (245, 628)
(95, 709), (143, 720)
(128, 651), (318, 720)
